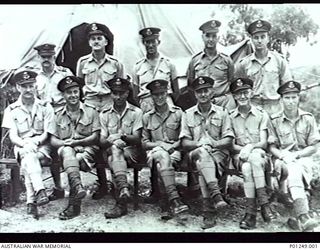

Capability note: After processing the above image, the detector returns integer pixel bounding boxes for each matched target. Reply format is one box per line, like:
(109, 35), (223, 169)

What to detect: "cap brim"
(232, 86), (252, 94)
(278, 89), (300, 95)
(88, 31), (107, 38)
(110, 87), (129, 92)
(17, 79), (36, 85)
(38, 52), (55, 56)
(142, 35), (159, 41)
(192, 84), (213, 91)
(203, 28), (219, 33)
(150, 89), (167, 94)
(250, 28), (269, 35)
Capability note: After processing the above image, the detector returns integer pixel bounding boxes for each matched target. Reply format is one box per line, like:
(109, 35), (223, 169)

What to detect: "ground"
(0, 165), (320, 233)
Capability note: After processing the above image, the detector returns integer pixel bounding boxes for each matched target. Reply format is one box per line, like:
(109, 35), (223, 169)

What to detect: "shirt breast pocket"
(33, 113), (44, 133)
(122, 120), (133, 134)
(57, 122), (71, 140)
(157, 67), (171, 81)
(82, 67), (96, 84)
(194, 63), (207, 77)
(213, 64), (228, 79)
(165, 122), (180, 141)
(102, 66), (117, 81)
(15, 116), (29, 134)
(278, 129), (293, 146)
(209, 118), (222, 139)
(247, 129), (260, 144)
(78, 119), (92, 136)
(188, 119), (202, 140)
(264, 68), (279, 86)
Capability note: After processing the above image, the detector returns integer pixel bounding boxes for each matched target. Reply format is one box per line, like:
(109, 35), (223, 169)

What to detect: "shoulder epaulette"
(54, 106), (64, 114)
(270, 112), (282, 120)
(101, 106), (112, 113)
(84, 102), (96, 110)
(56, 66), (70, 72)
(191, 51), (202, 59)
(107, 54), (119, 62)
(78, 54), (91, 63)
(135, 57), (145, 65)
(8, 102), (19, 111)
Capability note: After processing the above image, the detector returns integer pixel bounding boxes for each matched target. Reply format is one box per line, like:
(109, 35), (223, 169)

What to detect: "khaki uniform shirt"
(36, 66), (73, 107)
(230, 105), (269, 146)
(235, 50), (292, 100)
(53, 102), (100, 140)
(187, 51), (234, 97)
(133, 54), (177, 98)
(1, 97), (55, 138)
(269, 109), (320, 150)
(76, 53), (125, 97)
(99, 102), (143, 138)
(142, 105), (183, 144)
(180, 103), (234, 155)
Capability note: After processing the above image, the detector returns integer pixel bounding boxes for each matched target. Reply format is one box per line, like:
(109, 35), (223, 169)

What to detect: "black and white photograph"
(1, 3), (320, 235)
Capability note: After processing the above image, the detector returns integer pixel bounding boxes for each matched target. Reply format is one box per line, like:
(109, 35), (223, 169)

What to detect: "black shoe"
(299, 213), (318, 232)
(48, 188), (65, 201)
(36, 189), (49, 206)
(59, 205), (81, 220)
(170, 199), (189, 215)
(212, 194), (228, 209)
(92, 186), (109, 200)
(240, 213), (256, 230)
(27, 203), (38, 219)
(201, 212), (217, 229)
(261, 204), (276, 222)
(143, 190), (161, 204)
(277, 192), (294, 208)
(104, 204), (128, 219)
(119, 187), (130, 203)
(176, 184), (201, 199)
(74, 185), (86, 200)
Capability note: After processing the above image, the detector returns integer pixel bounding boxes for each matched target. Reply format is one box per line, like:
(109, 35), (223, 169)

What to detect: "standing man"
(235, 19), (293, 114)
(77, 22), (125, 199)
(100, 78), (144, 219)
(50, 76), (100, 220)
(180, 76), (234, 229)
(229, 77), (275, 230)
(269, 80), (319, 232)
(76, 22), (125, 112)
(142, 79), (189, 217)
(133, 27), (178, 113)
(187, 20), (236, 111)
(34, 43), (74, 201)
(1, 70), (55, 218)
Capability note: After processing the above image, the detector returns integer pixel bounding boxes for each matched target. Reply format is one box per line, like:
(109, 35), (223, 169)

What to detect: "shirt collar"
(149, 104), (176, 115)
(250, 50), (272, 62)
(194, 103), (216, 116)
(233, 105), (259, 117)
(281, 108), (307, 122)
(60, 102), (85, 115)
(88, 52), (109, 63)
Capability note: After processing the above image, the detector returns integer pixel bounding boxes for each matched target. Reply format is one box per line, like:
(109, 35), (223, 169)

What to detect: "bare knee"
(241, 162), (252, 179)
(110, 145), (124, 160)
(60, 146), (76, 158)
(191, 147), (211, 162)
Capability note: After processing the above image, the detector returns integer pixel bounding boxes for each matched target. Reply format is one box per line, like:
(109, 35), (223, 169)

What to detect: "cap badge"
(288, 81), (295, 89)
(256, 20), (263, 28)
(91, 23), (98, 31)
(155, 82), (161, 88)
(146, 29), (152, 36)
(115, 78), (122, 85)
(199, 77), (205, 85)
(236, 79), (243, 86)
(66, 77), (73, 84)
(211, 21), (216, 28)
(22, 72), (30, 80)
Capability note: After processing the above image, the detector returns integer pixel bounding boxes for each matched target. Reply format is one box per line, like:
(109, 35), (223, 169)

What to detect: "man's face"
(202, 32), (219, 49)
(251, 31), (270, 51)
(39, 54), (55, 68)
(281, 92), (299, 112)
(17, 82), (36, 99)
(88, 34), (108, 51)
(63, 86), (81, 106)
(152, 91), (167, 107)
(233, 89), (253, 107)
(143, 38), (160, 55)
(194, 87), (213, 104)
(111, 90), (129, 106)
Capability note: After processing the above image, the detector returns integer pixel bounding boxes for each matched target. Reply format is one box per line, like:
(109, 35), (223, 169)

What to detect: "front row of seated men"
(2, 70), (320, 232)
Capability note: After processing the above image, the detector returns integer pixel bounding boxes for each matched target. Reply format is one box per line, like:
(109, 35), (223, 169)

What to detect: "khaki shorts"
(104, 146), (145, 164)
(146, 148), (181, 168)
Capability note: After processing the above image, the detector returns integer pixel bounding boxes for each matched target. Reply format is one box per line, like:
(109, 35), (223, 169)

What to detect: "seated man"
(99, 78), (143, 219)
(269, 80), (320, 232)
(180, 76), (234, 229)
(229, 77), (275, 230)
(50, 76), (100, 220)
(1, 70), (54, 218)
(142, 79), (189, 218)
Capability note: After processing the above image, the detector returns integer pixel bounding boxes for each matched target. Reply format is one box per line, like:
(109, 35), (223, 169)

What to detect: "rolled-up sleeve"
(179, 112), (192, 140)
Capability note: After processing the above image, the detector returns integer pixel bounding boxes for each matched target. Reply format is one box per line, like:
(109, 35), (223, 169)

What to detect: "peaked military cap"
(199, 20), (221, 33)
(191, 76), (214, 91)
(277, 80), (301, 95)
(13, 70), (37, 85)
(230, 77), (253, 94)
(87, 23), (110, 39)
(146, 79), (168, 94)
(247, 19), (271, 35)
(57, 76), (84, 92)
(34, 43), (56, 56)
(139, 27), (161, 40)
(106, 78), (131, 92)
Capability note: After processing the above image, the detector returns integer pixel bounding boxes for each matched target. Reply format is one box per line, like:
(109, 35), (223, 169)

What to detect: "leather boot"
(208, 182), (228, 209)
(211, 194), (228, 209)
(170, 198), (189, 215)
(27, 202), (38, 219)
(202, 211), (217, 230)
(48, 188), (65, 201)
(240, 213), (256, 230)
(298, 213), (318, 232)
(59, 205), (81, 220)
(35, 189), (49, 206)
(261, 204), (276, 222)
(119, 187), (131, 203)
(104, 202), (128, 219)
(68, 172), (86, 200)
(256, 187), (275, 222)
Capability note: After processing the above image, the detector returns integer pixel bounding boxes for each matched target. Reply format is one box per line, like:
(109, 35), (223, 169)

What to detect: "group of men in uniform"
(1, 18), (320, 232)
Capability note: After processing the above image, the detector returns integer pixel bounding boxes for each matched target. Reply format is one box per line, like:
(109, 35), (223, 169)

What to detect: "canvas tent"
(0, 4), (252, 109)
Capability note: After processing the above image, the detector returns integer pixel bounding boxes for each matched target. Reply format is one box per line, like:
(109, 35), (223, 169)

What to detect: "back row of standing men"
(2, 18), (319, 232)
